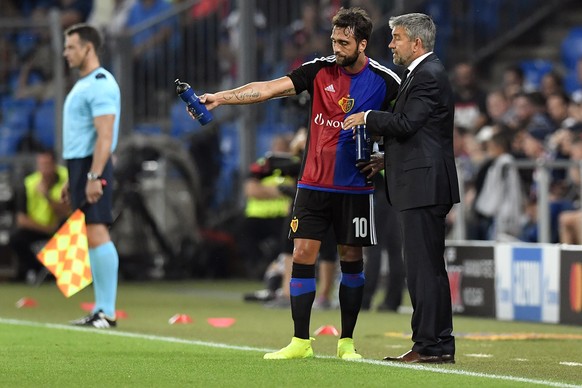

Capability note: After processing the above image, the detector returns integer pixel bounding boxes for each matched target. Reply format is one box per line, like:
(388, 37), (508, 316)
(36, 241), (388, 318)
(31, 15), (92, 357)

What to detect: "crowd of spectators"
(0, 0), (95, 153)
(451, 59), (582, 243)
(2, 0), (582, 247)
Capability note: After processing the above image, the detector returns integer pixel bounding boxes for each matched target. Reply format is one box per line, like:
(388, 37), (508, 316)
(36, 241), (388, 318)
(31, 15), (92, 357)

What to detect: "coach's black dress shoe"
(383, 350), (443, 364)
(442, 354), (455, 364)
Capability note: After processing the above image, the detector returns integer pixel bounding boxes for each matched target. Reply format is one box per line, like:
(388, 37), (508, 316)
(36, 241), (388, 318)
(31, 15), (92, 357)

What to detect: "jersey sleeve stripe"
(368, 58), (401, 84)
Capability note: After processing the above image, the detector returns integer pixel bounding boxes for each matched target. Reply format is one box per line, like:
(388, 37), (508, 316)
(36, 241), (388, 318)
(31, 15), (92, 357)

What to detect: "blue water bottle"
(175, 79), (213, 125)
(355, 125), (370, 162)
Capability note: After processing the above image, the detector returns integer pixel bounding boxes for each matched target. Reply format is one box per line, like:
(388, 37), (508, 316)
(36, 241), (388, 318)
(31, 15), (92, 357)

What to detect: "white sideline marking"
(1, 318), (580, 388)
(560, 362), (582, 367)
(465, 353), (494, 358)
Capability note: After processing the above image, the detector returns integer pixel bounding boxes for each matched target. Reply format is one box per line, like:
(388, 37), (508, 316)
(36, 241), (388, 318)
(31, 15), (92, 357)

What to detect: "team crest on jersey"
(338, 96), (354, 113)
(290, 217), (299, 233)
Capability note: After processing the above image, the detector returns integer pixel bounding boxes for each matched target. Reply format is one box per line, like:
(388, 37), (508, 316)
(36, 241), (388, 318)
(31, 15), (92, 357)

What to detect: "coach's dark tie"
(399, 69), (410, 92)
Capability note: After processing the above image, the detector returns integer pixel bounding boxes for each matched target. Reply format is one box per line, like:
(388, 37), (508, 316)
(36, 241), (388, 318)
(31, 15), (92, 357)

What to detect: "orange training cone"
(80, 302), (95, 311)
(207, 318), (236, 328)
(15, 297), (38, 308)
(168, 314), (193, 324)
(314, 325), (339, 336)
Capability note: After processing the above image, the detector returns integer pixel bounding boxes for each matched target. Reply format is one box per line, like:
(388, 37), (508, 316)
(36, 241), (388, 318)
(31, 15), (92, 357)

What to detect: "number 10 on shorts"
(353, 217), (368, 238)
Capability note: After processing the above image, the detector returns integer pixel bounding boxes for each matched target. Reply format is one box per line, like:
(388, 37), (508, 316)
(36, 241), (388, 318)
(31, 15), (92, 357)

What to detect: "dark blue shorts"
(66, 156), (114, 225)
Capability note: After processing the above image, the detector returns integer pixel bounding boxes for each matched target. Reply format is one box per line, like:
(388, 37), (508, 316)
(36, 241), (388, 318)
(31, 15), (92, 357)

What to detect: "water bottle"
(355, 125), (370, 162)
(175, 79), (213, 125)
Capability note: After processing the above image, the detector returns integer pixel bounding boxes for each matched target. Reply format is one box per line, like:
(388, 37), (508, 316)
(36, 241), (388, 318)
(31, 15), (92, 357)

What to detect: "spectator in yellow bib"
(9, 149), (70, 283)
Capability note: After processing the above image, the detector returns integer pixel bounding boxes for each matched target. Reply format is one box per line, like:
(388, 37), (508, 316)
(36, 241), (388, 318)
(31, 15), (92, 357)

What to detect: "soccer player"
(61, 23), (121, 328)
(193, 7), (400, 359)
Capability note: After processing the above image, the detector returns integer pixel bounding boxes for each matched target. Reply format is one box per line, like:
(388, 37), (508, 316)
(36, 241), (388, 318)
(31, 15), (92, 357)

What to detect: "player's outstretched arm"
(199, 76), (295, 110)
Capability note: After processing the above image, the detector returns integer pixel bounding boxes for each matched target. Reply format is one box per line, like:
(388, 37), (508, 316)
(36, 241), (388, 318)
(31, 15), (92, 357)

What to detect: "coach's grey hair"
(389, 13), (436, 52)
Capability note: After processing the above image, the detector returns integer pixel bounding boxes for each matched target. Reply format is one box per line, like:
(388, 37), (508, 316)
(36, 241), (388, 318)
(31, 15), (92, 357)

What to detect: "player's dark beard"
(336, 51), (359, 68)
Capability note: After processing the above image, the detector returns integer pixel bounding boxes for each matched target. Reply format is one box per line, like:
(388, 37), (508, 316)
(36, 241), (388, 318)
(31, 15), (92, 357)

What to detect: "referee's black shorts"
(289, 187), (376, 247)
(66, 156), (114, 225)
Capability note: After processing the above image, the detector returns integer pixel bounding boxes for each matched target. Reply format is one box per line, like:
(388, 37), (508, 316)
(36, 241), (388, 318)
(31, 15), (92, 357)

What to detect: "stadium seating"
(520, 59), (553, 90)
(424, 0), (453, 62)
(470, 0), (502, 41)
(170, 100), (201, 138)
(32, 99), (55, 148)
(213, 121), (240, 207)
(256, 131), (274, 159)
(0, 126), (24, 156)
(256, 120), (295, 158)
(564, 69), (581, 94)
(219, 121), (239, 164)
(561, 27), (582, 71)
(0, 97), (37, 153)
(1, 97), (36, 136)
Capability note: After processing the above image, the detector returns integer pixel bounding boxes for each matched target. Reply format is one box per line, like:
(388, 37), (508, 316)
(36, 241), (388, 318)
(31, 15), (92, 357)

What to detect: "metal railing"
(453, 158), (582, 243)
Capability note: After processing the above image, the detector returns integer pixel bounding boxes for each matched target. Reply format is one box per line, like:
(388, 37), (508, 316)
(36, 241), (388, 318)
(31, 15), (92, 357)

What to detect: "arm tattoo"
(232, 89), (261, 102)
(223, 86), (294, 102)
(275, 88), (295, 97)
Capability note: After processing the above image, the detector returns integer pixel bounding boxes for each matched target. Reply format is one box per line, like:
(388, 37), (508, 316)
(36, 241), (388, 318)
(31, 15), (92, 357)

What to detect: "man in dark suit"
(343, 13), (460, 364)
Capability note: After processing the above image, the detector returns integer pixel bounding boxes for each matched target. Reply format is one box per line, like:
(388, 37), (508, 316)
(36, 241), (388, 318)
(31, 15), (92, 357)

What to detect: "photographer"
(237, 133), (299, 280)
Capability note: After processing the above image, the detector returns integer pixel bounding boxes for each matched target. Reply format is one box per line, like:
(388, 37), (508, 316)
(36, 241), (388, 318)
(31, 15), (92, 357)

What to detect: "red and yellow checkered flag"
(37, 209), (92, 297)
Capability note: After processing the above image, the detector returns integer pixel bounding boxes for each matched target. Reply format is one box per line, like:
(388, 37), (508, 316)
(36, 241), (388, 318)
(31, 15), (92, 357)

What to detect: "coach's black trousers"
(398, 204), (454, 357)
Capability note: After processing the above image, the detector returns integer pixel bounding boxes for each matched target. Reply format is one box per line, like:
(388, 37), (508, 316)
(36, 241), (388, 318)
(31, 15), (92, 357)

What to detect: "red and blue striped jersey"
(288, 56), (399, 194)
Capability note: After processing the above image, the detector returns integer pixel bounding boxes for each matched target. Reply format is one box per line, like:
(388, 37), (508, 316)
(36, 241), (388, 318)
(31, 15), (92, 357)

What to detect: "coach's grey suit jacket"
(366, 53), (460, 211)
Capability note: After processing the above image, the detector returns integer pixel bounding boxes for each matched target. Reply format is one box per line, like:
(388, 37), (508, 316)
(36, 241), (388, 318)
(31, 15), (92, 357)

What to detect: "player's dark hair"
(332, 7), (373, 43)
(64, 23), (102, 51)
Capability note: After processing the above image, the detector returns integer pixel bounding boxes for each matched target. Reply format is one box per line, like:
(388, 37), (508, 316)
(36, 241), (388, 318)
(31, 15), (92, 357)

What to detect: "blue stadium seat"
(213, 160), (239, 207)
(32, 99), (56, 148)
(520, 59), (553, 90)
(262, 99), (282, 128)
(256, 131), (274, 158)
(561, 27), (582, 71)
(170, 100), (201, 138)
(212, 122), (240, 207)
(256, 120), (295, 158)
(468, 0), (501, 41)
(0, 126), (24, 156)
(1, 97), (36, 135)
(219, 121), (240, 167)
(564, 69), (581, 94)
(425, 0), (453, 62)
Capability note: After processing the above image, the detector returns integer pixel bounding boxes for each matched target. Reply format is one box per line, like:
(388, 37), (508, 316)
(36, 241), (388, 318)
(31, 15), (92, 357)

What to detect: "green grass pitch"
(1, 280), (581, 387)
